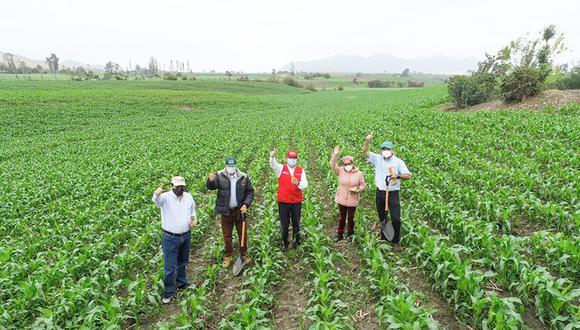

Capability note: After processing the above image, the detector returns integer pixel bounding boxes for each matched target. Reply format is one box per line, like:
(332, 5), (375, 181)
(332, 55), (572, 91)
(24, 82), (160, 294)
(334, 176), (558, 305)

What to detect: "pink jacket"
(330, 154), (366, 207)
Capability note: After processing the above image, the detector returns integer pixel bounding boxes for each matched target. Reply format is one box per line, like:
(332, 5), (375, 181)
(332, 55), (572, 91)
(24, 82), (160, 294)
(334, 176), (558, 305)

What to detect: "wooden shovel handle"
(240, 217), (247, 248)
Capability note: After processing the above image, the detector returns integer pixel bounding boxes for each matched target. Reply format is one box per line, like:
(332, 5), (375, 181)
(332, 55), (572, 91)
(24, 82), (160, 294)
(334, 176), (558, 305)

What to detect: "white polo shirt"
(368, 153), (410, 191)
(152, 191), (197, 234)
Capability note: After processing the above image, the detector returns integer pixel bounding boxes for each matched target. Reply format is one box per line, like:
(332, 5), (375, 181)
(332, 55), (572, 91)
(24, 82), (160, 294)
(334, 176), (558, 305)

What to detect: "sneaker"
(223, 256), (233, 268)
(162, 295), (172, 304)
(282, 243), (289, 251)
(177, 282), (192, 290)
(335, 234), (343, 242)
(346, 232), (354, 238)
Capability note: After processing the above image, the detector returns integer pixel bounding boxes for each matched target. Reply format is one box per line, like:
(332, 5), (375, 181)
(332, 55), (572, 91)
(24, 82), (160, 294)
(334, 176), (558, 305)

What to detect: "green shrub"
(407, 80), (425, 88)
(163, 73), (177, 80)
(305, 83), (316, 91)
(557, 66), (580, 90)
(337, 85), (344, 91)
(448, 73), (496, 107)
(499, 67), (544, 102)
(282, 77), (302, 88)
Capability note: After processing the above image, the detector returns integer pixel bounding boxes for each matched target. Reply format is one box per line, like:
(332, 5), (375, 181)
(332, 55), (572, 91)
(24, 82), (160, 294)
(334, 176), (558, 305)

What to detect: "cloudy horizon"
(2, 0), (579, 72)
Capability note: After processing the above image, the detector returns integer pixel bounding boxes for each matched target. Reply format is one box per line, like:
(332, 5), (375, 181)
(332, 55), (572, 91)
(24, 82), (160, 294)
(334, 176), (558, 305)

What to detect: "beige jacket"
(330, 154), (366, 207)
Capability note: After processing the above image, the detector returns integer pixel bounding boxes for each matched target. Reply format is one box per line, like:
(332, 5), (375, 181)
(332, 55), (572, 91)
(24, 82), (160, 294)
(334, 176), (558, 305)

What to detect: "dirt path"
(270, 251), (310, 329)
(392, 255), (469, 330)
(308, 148), (380, 329)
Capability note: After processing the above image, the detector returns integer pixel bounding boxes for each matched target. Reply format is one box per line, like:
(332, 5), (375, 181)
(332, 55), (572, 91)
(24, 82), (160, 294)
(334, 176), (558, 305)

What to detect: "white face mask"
(226, 166), (237, 175)
(287, 158), (297, 167)
(344, 165), (353, 172)
(382, 150), (393, 159)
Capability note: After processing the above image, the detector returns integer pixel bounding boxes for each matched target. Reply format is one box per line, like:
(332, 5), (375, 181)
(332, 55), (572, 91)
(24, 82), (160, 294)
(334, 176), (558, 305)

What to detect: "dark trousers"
(375, 189), (401, 243)
(337, 204), (356, 236)
(278, 202), (301, 247)
(162, 230), (191, 297)
(221, 208), (247, 257)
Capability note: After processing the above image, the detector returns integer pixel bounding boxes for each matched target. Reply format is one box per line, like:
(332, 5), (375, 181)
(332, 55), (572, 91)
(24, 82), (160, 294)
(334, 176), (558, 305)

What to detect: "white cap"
(171, 176), (186, 186)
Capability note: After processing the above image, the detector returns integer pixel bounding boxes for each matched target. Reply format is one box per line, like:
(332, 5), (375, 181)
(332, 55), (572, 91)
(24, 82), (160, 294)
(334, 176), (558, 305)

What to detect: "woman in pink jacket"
(330, 146), (366, 242)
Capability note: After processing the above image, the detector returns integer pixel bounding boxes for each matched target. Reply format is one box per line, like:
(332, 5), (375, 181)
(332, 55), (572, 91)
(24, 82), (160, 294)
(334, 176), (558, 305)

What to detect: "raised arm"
(269, 147), (282, 177)
(330, 146), (340, 174)
(152, 184), (165, 207)
(362, 133), (372, 158)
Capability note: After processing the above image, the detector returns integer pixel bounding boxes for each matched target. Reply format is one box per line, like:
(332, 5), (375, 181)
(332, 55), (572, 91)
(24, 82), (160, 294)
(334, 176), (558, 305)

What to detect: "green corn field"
(0, 80), (578, 330)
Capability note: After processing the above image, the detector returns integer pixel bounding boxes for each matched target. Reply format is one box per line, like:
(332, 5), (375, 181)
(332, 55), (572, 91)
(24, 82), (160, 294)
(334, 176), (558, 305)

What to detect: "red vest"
(277, 164), (303, 203)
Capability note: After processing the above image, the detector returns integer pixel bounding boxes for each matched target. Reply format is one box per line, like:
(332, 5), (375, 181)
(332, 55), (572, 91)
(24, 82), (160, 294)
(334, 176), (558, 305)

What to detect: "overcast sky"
(2, 0), (579, 72)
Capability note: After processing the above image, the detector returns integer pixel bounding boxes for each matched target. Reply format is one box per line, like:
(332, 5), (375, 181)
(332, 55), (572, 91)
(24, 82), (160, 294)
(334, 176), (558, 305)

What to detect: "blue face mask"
(287, 158), (297, 167)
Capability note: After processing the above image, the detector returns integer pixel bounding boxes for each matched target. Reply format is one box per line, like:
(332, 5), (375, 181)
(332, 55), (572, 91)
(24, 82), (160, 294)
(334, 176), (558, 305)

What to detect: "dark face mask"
(172, 186), (185, 197)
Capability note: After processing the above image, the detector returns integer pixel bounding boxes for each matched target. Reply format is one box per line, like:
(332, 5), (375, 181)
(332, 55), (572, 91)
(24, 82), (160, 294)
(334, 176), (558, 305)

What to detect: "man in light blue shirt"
(363, 133), (412, 250)
(153, 176), (197, 304)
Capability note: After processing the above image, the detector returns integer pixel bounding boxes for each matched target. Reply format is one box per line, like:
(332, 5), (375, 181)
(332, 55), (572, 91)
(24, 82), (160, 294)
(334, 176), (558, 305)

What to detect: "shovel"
(381, 167), (396, 242)
(233, 213), (248, 276)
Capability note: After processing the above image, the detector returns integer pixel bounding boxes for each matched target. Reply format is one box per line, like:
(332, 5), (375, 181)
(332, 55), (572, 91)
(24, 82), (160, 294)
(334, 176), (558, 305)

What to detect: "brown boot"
(243, 255), (253, 266)
(223, 256), (233, 268)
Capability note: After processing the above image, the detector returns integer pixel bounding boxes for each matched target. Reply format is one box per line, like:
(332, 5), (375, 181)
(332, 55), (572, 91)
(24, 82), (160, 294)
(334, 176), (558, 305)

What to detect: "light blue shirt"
(367, 153), (410, 191)
(153, 191), (196, 234)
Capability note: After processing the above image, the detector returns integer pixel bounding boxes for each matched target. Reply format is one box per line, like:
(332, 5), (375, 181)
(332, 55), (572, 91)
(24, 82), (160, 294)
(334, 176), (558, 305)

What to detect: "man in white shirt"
(362, 134), (412, 251)
(153, 176), (197, 304)
(270, 147), (308, 250)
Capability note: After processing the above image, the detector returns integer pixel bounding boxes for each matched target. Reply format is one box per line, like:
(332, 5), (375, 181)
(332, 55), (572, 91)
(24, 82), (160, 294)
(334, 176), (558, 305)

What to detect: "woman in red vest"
(269, 147), (308, 250)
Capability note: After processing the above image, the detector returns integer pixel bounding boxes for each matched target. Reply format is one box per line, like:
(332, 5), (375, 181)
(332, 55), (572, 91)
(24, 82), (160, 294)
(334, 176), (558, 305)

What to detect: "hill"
(281, 53), (477, 74)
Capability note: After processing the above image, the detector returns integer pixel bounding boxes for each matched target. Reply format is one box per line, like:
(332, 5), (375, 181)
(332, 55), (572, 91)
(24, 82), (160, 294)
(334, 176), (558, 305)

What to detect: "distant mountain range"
(281, 54), (478, 74)
(0, 51), (104, 70)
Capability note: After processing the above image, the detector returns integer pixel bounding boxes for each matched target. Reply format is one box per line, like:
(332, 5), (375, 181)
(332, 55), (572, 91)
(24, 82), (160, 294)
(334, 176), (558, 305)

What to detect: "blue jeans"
(162, 230), (191, 297)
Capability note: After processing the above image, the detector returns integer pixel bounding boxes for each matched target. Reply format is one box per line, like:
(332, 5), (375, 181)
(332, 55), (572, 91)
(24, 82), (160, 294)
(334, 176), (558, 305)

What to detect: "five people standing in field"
(152, 135), (411, 302)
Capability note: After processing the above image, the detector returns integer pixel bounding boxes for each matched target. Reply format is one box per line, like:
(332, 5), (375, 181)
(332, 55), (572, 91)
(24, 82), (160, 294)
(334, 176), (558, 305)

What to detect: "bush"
(181, 76), (188, 80)
(282, 77), (302, 88)
(338, 85), (344, 91)
(407, 80), (425, 88)
(556, 66), (580, 90)
(368, 79), (387, 88)
(305, 83), (316, 91)
(163, 73), (177, 80)
(448, 73), (496, 107)
(499, 67), (544, 102)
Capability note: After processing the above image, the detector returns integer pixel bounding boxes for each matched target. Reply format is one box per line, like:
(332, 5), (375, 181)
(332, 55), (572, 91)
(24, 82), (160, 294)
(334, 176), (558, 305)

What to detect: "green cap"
(225, 156), (237, 166)
(380, 141), (394, 149)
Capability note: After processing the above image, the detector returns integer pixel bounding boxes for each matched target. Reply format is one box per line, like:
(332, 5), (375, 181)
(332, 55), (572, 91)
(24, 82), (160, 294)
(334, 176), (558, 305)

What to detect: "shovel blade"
(232, 256), (244, 276)
(380, 220), (395, 242)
